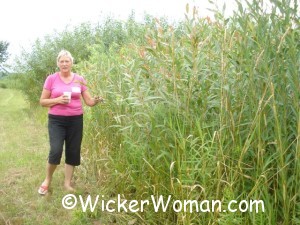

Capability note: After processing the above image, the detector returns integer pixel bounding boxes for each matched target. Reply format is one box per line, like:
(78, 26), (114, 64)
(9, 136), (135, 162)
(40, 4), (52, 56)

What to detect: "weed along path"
(0, 88), (77, 225)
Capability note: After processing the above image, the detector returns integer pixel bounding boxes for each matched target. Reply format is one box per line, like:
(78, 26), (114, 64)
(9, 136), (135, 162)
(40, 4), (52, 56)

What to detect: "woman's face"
(58, 55), (72, 73)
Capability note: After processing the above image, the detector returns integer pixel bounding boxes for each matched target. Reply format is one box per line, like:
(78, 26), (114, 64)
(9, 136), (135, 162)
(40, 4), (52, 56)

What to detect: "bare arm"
(39, 88), (69, 107)
(82, 90), (103, 107)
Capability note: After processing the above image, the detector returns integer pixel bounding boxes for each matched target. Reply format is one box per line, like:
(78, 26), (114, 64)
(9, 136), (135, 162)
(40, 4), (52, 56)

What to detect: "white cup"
(63, 91), (72, 103)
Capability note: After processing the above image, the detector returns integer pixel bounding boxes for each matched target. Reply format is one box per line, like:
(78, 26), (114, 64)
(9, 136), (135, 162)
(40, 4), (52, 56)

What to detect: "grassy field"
(0, 88), (88, 225)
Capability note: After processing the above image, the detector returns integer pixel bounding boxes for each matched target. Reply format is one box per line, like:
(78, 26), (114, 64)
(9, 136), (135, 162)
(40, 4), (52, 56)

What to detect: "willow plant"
(74, 0), (299, 224)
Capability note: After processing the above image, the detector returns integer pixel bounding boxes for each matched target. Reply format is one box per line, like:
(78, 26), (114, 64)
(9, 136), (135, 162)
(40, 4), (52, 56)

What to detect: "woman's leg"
(38, 163), (57, 194)
(39, 115), (65, 194)
(64, 115), (83, 191)
(43, 163), (57, 186)
(64, 163), (75, 191)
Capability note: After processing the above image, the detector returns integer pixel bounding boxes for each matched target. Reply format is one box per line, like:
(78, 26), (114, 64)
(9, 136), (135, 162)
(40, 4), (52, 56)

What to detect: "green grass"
(0, 89), (100, 225)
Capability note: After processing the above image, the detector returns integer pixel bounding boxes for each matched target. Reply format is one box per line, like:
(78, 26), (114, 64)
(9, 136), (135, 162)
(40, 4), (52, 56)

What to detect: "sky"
(0, 0), (237, 64)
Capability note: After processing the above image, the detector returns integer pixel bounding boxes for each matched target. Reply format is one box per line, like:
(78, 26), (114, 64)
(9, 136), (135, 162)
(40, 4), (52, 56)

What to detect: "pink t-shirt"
(43, 72), (87, 116)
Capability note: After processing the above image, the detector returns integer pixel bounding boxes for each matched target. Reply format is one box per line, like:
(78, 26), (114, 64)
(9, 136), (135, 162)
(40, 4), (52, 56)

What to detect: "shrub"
(78, 1), (300, 224)
(0, 83), (7, 88)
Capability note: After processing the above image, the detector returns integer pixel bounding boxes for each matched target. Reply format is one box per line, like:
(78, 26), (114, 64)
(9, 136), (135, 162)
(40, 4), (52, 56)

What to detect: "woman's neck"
(60, 71), (72, 77)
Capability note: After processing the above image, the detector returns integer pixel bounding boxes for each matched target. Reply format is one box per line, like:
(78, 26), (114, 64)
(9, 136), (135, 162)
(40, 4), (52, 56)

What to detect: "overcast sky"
(1, 0), (237, 63)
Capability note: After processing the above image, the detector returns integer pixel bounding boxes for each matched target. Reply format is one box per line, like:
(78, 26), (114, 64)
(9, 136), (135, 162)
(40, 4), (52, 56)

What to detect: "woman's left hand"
(94, 96), (104, 104)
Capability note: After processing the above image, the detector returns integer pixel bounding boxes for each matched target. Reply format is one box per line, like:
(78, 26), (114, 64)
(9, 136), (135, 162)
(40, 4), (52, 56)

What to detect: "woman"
(38, 50), (102, 195)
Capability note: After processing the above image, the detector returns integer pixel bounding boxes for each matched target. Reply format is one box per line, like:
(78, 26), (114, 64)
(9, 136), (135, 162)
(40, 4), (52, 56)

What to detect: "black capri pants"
(48, 114), (83, 166)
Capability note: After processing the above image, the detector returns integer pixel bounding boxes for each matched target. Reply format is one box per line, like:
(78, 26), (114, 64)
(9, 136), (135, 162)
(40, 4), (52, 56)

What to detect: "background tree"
(0, 41), (9, 75)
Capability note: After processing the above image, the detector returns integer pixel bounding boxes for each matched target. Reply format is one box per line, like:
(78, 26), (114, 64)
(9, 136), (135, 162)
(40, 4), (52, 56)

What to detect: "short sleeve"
(80, 76), (88, 92)
(43, 75), (53, 90)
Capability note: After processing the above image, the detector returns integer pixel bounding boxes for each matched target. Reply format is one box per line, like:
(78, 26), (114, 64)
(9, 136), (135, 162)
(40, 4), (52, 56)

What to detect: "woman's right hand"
(57, 94), (70, 104)
(40, 89), (71, 107)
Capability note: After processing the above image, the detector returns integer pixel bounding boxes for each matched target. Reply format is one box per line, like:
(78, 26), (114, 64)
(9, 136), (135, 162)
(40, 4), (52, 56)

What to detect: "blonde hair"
(56, 50), (74, 64)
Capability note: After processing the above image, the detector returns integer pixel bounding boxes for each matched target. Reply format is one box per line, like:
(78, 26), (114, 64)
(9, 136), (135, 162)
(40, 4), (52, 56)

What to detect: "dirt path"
(0, 89), (76, 225)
